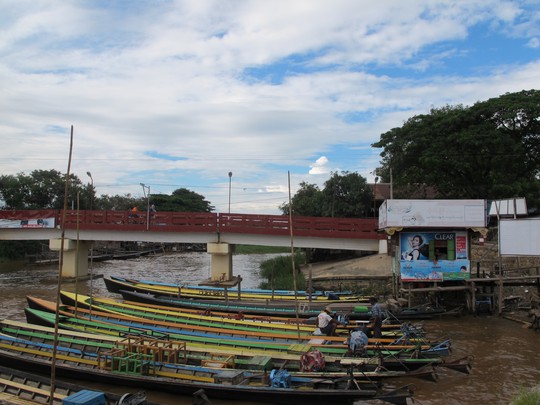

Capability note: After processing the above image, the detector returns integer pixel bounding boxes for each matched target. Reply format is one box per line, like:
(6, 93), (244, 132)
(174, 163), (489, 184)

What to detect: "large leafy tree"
(0, 169), (86, 209)
(372, 90), (540, 208)
(0, 170), (213, 212)
(149, 188), (214, 212)
(323, 171), (373, 217)
(281, 171), (373, 217)
(280, 181), (325, 216)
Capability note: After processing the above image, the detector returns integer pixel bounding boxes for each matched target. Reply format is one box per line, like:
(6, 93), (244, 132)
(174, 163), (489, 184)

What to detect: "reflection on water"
(1, 252), (539, 404)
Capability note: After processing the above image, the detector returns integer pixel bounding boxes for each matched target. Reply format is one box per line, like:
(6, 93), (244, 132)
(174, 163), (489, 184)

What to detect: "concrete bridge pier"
(49, 239), (91, 278)
(207, 242), (234, 281)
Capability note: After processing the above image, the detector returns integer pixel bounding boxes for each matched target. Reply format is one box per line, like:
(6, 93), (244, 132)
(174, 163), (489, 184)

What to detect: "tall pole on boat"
(228, 171), (232, 214)
(288, 171), (302, 341)
(140, 183), (150, 230)
(49, 125), (74, 404)
(86, 171), (93, 210)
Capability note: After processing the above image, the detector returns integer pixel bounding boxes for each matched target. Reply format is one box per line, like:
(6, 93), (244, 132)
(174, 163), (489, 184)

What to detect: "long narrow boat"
(0, 364), (152, 405)
(119, 289), (323, 318)
(0, 319), (440, 382)
(0, 330), (415, 405)
(109, 275), (354, 297)
(60, 291), (413, 339)
(26, 297), (451, 359)
(36, 294), (448, 356)
(22, 306), (471, 373)
(104, 276), (368, 302)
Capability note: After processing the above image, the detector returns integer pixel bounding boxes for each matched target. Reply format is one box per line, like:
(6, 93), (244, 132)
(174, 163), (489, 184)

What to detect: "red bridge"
(0, 209), (383, 249)
(0, 210), (385, 278)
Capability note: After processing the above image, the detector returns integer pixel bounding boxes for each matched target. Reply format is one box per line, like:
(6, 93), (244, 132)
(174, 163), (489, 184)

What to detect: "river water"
(0, 252), (538, 404)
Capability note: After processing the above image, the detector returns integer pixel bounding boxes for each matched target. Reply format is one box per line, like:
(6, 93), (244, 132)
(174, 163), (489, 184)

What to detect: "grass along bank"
(258, 252), (306, 291)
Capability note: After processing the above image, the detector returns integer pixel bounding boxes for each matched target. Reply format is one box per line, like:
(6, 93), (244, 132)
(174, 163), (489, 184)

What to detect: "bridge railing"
(219, 213), (381, 239)
(0, 210), (382, 239)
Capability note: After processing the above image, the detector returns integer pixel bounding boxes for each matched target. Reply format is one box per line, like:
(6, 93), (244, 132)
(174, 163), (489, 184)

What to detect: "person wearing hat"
(317, 306), (342, 336)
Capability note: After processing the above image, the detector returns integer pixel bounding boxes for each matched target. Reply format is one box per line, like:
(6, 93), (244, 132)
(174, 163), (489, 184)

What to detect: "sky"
(1, 1), (539, 214)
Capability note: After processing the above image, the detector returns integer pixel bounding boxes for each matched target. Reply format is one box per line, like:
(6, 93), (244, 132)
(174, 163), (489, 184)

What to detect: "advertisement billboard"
(380, 199), (486, 228)
(399, 231), (470, 281)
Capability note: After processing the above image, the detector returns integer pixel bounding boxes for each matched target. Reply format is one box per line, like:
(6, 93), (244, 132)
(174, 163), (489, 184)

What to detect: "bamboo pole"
(49, 125), (74, 404)
(288, 171), (302, 341)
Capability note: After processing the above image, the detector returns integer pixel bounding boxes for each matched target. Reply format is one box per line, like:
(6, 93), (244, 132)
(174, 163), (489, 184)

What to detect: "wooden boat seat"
(287, 343), (312, 354)
(0, 376), (67, 401)
(308, 338), (326, 345)
(201, 353), (236, 369)
(243, 355), (272, 370)
(212, 370), (245, 385)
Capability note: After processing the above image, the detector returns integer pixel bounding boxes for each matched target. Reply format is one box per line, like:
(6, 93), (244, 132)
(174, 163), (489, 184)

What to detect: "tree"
(151, 188), (214, 212)
(372, 90), (540, 208)
(280, 182), (324, 216)
(281, 172), (373, 217)
(0, 169), (86, 209)
(96, 194), (142, 211)
(323, 172), (373, 217)
(0, 170), (214, 213)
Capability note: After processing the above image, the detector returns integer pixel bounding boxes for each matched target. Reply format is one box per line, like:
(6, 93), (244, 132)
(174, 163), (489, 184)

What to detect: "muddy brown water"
(1, 252), (538, 404)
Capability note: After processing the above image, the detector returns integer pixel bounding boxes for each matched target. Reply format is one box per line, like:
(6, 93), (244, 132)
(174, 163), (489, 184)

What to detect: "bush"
(510, 386), (540, 405)
(258, 252), (306, 291)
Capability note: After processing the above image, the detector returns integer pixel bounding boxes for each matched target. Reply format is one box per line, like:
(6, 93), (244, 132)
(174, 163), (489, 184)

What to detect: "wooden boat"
(0, 319), (440, 382)
(119, 289), (323, 318)
(109, 275), (354, 297)
(349, 303), (451, 321)
(43, 293), (448, 355)
(0, 329), (415, 405)
(26, 297), (452, 359)
(60, 291), (411, 339)
(104, 276), (368, 302)
(0, 364), (152, 405)
(24, 304), (471, 374)
(116, 290), (424, 335)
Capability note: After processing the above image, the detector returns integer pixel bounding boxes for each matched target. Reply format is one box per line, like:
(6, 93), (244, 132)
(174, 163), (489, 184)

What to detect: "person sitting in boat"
(347, 326), (369, 356)
(317, 306), (343, 336)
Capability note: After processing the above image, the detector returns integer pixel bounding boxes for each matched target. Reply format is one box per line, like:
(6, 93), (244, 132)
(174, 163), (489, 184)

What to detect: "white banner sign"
(0, 217), (55, 228)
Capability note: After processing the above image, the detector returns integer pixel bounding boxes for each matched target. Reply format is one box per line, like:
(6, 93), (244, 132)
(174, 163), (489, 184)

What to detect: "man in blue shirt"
(369, 297), (383, 338)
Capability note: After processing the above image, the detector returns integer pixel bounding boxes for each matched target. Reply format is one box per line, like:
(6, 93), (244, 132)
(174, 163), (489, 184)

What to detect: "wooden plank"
(0, 376), (67, 399)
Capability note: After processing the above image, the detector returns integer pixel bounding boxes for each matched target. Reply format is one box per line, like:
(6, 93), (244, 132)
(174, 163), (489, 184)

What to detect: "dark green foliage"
(0, 169), (213, 213)
(234, 245), (290, 254)
(0, 240), (43, 260)
(280, 172), (373, 217)
(258, 253), (306, 291)
(0, 169), (85, 209)
(372, 90), (540, 210)
(151, 188), (214, 212)
(95, 194), (144, 211)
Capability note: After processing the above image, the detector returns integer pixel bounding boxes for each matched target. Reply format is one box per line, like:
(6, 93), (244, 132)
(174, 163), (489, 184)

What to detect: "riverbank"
(298, 246), (539, 328)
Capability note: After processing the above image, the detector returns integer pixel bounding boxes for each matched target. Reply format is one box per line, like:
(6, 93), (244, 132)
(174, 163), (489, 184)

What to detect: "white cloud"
(309, 156), (331, 175)
(0, 0), (538, 214)
(527, 37), (540, 48)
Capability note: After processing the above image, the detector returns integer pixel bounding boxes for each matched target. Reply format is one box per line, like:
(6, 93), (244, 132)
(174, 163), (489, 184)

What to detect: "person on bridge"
(129, 206), (139, 224)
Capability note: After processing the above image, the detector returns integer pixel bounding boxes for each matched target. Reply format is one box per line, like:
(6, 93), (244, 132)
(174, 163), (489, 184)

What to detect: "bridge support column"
(49, 239), (91, 278)
(207, 242), (234, 281)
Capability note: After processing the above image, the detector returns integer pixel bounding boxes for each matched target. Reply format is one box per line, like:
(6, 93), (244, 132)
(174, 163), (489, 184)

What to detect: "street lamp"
(140, 183), (150, 230)
(373, 176), (379, 217)
(228, 172), (232, 214)
(86, 171), (93, 210)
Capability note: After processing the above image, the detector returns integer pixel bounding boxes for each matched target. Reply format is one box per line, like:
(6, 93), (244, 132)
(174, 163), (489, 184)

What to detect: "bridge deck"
(0, 210), (383, 251)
